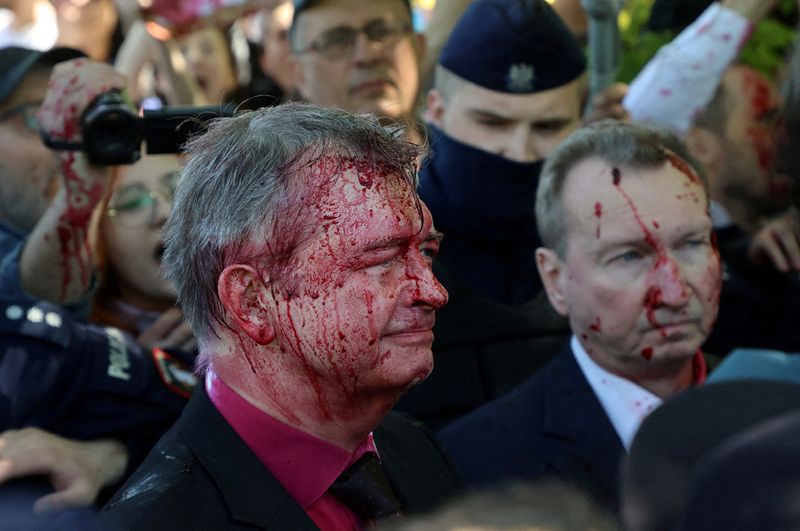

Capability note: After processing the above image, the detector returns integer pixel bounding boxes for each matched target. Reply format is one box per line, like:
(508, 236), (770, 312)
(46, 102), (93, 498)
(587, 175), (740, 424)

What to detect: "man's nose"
(651, 254), (690, 307)
(351, 32), (384, 65)
(502, 126), (539, 163)
(405, 251), (448, 309)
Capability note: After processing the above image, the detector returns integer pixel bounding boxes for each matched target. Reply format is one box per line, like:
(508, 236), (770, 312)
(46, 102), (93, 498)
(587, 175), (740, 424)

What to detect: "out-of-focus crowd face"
(260, 1), (295, 95)
(102, 154), (181, 309)
(0, 67), (56, 232)
(719, 64), (791, 215)
(178, 27), (239, 105)
(291, 0), (423, 118)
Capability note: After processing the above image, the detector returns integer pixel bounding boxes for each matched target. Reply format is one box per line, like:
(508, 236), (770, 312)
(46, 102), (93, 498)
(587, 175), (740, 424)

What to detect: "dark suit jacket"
(99, 385), (463, 530)
(395, 261), (570, 429)
(437, 345), (624, 512)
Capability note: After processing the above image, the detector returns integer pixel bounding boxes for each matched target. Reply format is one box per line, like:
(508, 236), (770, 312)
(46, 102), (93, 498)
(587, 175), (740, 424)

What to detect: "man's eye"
(420, 245), (439, 263)
(475, 117), (511, 128)
(533, 120), (570, 134)
(612, 250), (643, 263)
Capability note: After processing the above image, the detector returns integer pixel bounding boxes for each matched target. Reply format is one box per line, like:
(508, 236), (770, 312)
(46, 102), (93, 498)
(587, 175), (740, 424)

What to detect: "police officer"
(0, 298), (194, 519)
(395, 0), (586, 427)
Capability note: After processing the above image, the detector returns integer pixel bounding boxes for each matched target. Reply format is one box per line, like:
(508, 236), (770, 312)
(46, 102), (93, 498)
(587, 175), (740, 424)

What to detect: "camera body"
(75, 91), (234, 165)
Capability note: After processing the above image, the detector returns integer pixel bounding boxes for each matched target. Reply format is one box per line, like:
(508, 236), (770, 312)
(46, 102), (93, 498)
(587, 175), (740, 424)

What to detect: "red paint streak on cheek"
(641, 347), (653, 360)
(588, 316), (602, 333)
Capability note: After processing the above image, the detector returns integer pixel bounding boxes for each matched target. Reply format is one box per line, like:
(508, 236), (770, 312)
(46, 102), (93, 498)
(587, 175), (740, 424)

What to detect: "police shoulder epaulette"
(0, 301), (73, 348)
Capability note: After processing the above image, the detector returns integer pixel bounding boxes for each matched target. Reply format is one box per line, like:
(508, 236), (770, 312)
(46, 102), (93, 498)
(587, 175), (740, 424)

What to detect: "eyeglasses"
(0, 102), (40, 133)
(106, 172), (179, 228)
(296, 19), (412, 60)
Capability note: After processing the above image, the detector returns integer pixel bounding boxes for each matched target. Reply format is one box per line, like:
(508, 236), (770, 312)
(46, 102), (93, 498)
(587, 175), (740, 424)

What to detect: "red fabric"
(206, 370), (377, 530)
(692, 350), (708, 386)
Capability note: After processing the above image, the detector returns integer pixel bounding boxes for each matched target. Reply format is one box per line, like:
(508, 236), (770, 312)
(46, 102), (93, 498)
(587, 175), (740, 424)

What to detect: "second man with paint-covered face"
(439, 121), (723, 512)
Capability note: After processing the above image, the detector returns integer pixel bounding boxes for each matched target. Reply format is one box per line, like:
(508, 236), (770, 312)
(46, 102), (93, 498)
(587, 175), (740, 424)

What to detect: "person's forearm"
(19, 152), (109, 305)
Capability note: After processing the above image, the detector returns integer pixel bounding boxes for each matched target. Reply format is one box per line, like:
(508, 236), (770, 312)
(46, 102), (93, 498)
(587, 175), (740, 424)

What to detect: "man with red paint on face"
(439, 120), (722, 513)
(99, 103), (462, 531)
(0, 46), (126, 309)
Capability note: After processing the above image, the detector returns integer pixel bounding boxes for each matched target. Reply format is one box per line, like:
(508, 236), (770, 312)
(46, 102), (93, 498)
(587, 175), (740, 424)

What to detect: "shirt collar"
(571, 336), (707, 450)
(205, 370), (378, 509)
(709, 200), (733, 229)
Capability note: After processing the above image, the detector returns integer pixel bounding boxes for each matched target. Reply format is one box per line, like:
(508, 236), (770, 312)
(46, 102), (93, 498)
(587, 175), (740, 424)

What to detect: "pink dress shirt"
(206, 370), (378, 531)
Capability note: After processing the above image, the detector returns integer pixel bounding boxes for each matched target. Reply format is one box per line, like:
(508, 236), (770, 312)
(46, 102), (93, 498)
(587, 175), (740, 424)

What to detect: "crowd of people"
(1, 0), (800, 529)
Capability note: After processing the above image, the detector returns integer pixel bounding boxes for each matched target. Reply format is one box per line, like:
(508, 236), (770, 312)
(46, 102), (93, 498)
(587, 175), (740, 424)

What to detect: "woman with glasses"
(90, 152), (196, 354)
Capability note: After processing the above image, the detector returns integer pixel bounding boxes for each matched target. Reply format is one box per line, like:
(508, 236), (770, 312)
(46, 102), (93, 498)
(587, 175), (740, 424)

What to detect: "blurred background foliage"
(617, 0), (798, 82)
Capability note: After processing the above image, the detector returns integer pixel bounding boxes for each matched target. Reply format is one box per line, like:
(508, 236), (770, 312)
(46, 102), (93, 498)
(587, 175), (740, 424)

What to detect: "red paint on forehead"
(665, 152), (698, 183)
(612, 167), (621, 186)
(611, 167), (659, 250)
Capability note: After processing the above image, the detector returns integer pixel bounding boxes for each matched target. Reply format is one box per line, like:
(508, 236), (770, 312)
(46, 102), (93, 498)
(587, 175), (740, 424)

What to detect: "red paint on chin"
(588, 317), (602, 333)
(641, 347), (653, 360)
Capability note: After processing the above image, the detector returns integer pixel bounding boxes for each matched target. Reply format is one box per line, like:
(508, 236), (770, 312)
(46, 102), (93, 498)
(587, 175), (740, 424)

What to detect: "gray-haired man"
(99, 103), (462, 530)
(439, 120), (722, 512)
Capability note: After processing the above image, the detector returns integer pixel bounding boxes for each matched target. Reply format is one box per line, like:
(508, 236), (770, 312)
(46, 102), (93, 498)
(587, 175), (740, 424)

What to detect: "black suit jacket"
(395, 262), (570, 429)
(437, 345), (624, 512)
(99, 385), (463, 530)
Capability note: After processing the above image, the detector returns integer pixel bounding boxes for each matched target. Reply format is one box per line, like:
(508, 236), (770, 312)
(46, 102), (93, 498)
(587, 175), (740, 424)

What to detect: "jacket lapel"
(541, 347), (625, 508)
(180, 386), (318, 530)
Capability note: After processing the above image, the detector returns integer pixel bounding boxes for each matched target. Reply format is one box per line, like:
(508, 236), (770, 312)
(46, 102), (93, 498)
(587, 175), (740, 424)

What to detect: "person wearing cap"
(438, 120), (722, 512)
(0, 46), (126, 310)
(289, 0), (424, 120)
(393, 0), (584, 428)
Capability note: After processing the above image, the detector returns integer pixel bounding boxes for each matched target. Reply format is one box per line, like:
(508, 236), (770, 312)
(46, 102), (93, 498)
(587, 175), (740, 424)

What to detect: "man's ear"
(536, 247), (569, 316)
(426, 88), (445, 126)
(217, 264), (276, 345)
(685, 126), (723, 179)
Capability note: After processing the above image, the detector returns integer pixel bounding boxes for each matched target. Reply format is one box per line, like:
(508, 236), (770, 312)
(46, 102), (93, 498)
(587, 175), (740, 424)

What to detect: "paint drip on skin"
(56, 152), (103, 300)
(247, 156), (433, 423)
(589, 317), (602, 333)
(594, 201), (602, 239)
(641, 347), (654, 360)
(611, 167), (658, 250)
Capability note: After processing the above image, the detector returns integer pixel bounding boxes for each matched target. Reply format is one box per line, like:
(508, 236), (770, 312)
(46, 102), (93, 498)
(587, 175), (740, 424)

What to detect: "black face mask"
(419, 125), (543, 245)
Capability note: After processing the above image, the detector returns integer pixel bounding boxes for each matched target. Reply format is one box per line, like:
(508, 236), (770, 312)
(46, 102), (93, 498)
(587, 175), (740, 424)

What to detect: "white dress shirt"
(570, 335), (662, 450)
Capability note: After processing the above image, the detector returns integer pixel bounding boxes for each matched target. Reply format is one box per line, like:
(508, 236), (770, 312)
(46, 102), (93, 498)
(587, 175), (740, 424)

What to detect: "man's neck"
(588, 350), (697, 400)
(211, 346), (396, 452)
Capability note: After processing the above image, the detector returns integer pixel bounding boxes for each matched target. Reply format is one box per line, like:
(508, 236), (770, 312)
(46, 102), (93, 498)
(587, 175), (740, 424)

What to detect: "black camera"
(42, 91), (235, 165)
